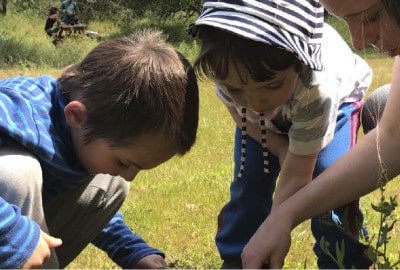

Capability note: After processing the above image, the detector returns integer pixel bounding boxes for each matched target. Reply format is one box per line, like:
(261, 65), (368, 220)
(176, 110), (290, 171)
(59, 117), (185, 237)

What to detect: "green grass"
(1, 7), (400, 269)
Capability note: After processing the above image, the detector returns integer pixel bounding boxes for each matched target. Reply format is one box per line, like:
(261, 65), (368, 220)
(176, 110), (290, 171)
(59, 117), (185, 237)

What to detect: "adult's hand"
(20, 230), (62, 269)
(133, 254), (167, 269)
(241, 212), (292, 269)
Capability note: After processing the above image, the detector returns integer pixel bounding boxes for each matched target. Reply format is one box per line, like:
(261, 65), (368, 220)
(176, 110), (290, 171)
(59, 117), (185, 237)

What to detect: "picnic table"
(51, 23), (101, 45)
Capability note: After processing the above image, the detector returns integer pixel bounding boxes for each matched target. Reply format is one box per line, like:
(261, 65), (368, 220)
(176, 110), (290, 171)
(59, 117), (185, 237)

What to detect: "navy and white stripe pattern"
(238, 107), (247, 179)
(259, 113), (269, 174)
(189, 0), (324, 71)
(237, 108), (269, 180)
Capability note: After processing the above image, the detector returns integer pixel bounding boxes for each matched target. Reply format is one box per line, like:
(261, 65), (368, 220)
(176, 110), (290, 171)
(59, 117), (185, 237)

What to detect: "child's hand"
(133, 254), (167, 269)
(265, 129), (288, 165)
(21, 230), (62, 269)
(242, 211), (291, 269)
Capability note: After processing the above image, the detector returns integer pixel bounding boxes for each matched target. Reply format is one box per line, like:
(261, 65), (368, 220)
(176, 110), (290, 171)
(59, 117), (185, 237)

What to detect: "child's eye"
(265, 82), (283, 91)
(226, 87), (242, 94)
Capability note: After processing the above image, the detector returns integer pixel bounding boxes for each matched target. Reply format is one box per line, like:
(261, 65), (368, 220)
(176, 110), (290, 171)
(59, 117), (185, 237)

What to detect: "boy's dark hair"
(58, 29), (199, 155)
(193, 25), (313, 87)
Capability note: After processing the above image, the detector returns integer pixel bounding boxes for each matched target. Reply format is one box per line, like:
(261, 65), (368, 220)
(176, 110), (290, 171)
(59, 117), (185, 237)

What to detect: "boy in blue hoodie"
(0, 29), (199, 268)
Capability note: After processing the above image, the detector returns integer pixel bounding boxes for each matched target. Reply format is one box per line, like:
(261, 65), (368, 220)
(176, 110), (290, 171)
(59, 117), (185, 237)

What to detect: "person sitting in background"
(60, 0), (79, 25)
(44, 7), (62, 37)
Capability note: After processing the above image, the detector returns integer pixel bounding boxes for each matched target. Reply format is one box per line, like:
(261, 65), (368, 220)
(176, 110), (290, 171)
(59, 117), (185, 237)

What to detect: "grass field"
(1, 6), (400, 269)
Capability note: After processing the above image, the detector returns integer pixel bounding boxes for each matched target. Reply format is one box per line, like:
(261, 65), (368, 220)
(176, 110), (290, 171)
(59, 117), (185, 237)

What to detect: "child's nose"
(247, 95), (268, 113)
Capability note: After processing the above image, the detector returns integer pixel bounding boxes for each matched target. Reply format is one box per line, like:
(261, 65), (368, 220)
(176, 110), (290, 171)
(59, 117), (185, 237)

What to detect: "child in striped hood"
(189, 0), (372, 268)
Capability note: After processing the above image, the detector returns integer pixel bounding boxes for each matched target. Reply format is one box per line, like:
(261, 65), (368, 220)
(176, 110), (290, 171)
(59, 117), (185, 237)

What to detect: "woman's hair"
(49, 7), (58, 15)
(193, 25), (313, 87)
(58, 29), (199, 155)
(382, 0), (400, 27)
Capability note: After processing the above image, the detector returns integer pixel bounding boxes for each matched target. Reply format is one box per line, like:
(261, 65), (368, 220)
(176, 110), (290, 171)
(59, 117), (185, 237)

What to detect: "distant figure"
(44, 7), (62, 37)
(60, 0), (79, 25)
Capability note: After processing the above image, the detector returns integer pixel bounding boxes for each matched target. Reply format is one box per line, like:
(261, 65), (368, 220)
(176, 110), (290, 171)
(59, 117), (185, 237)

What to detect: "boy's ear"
(64, 101), (87, 128)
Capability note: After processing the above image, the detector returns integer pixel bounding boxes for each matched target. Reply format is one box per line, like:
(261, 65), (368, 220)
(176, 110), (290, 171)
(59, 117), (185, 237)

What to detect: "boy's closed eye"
(118, 160), (130, 168)
(117, 158), (143, 170)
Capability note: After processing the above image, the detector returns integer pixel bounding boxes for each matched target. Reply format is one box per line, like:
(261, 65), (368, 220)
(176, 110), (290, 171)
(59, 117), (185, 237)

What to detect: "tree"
(3, 0), (202, 22)
(121, 0), (202, 20)
(0, 0), (7, 15)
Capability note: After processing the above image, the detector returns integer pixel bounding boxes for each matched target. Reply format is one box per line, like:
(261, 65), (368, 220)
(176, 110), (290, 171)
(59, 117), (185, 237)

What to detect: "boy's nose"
(120, 168), (140, 182)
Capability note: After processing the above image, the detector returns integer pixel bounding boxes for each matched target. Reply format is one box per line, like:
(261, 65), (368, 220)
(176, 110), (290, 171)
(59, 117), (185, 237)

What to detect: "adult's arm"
(241, 56), (400, 268)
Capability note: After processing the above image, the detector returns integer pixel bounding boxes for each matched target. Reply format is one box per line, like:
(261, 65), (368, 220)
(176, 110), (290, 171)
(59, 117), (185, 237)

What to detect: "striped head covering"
(188, 0), (324, 71)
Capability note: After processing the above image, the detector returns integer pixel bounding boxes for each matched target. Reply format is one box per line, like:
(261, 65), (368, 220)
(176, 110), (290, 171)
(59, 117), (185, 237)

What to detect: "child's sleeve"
(0, 196), (41, 269)
(288, 83), (338, 155)
(91, 211), (165, 268)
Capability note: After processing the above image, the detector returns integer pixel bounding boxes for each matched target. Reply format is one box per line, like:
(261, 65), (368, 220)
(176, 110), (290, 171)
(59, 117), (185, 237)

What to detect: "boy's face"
(321, 0), (400, 56)
(73, 132), (177, 182)
(216, 63), (299, 118)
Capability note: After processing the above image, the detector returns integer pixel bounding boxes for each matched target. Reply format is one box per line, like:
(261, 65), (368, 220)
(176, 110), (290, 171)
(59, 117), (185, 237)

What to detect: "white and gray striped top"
(216, 23), (372, 156)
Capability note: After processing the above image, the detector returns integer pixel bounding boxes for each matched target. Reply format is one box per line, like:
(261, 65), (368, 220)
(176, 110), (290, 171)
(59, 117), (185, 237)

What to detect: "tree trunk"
(0, 0), (7, 15)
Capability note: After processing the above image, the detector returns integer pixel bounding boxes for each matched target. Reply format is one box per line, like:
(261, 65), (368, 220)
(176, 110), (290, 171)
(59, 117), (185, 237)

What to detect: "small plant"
(319, 237), (346, 269)
(319, 167), (400, 269)
(365, 167), (400, 269)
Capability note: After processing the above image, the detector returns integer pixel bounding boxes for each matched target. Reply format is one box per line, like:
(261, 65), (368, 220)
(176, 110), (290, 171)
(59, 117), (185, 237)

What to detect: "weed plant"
(367, 167), (400, 269)
(319, 165), (400, 269)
